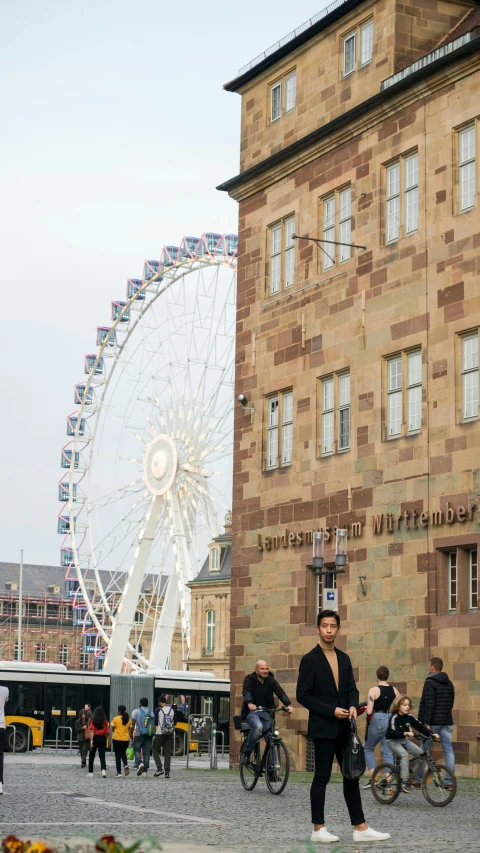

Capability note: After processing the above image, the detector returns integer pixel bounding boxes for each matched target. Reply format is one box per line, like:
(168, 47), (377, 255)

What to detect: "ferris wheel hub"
(143, 434), (178, 496)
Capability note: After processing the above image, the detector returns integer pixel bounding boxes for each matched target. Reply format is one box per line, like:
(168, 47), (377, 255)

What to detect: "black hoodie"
(418, 671), (454, 726)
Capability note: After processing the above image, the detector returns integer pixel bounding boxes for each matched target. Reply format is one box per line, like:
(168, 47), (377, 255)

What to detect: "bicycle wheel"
(422, 764), (457, 806)
(239, 742), (260, 791)
(370, 763), (401, 805)
(265, 740), (289, 795)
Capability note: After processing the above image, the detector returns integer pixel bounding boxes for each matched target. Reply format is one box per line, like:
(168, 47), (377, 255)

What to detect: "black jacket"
(418, 671), (455, 726)
(386, 712), (430, 740)
(296, 645), (359, 740)
(241, 671), (291, 719)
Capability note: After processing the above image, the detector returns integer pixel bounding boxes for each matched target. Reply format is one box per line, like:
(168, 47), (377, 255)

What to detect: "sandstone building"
(219, 0), (480, 774)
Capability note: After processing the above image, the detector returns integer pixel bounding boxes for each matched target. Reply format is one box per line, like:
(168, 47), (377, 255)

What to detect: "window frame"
(385, 151), (419, 244)
(448, 551), (457, 612)
(59, 643), (68, 664)
(285, 71), (296, 113)
(270, 81), (282, 123)
(404, 152), (419, 235)
(268, 215), (296, 295)
(320, 185), (353, 271)
(343, 32), (356, 76)
(458, 123), (476, 213)
(36, 641), (47, 662)
(460, 331), (479, 422)
(360, 19), (374, 66)
(37, 603), (45, 619)
(385, 348), (423, 440)
(134, 610), (144, 624)
(210, 546), (220, 571)
(265, 390), (294, 471)
(318, 370), (351, 457)
(470, 549), (478, 610)
(205, 609), (215, 654)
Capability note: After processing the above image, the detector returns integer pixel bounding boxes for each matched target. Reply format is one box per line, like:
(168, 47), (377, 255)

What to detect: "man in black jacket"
(415, 656), (455, 787)
(240, 661), (293, 763)
(297, 610), (390, 844)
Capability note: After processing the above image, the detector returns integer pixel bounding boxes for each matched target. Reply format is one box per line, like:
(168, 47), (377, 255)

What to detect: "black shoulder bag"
(342, 718), (366, 780)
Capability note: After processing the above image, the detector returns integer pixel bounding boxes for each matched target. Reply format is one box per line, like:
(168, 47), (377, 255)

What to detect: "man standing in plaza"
(0, 682), (8, 795)
(240, 660), (294, 764)
(297, 610), (391, 844)
(416, 657), (455, 788)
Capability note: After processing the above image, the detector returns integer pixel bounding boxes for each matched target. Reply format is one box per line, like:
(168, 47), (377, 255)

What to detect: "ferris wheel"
(57, 233), (237, 673)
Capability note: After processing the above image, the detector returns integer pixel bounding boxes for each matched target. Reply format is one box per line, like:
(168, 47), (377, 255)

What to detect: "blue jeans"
(415, 724), (454, 784)
(243, 710), (271, 756)
(364, 712), (393, 771)
(134, 734), (152, 771)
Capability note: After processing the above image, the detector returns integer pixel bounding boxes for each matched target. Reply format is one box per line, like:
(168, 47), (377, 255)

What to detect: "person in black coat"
(297, 610), (391, 845)
(415, 656), (455, 787)
(240, 661), (293, 763)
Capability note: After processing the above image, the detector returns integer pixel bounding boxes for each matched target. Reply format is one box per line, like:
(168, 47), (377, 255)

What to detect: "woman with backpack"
(153, 694), (176, 779)
(88, 706), (110, 777)
(363, 665), (399, 787)
(131, 697), (154, 776)
(75, 709), (90, 768)
(111, 704), (132, 777)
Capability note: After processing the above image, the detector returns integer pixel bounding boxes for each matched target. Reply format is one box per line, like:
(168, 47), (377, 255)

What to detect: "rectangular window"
(36, 642), (46, 662)
(37, 604), (45, 618)
(338, 372), (351, 450)
(322, 196), (335, 270)
(360, 20), (374, 65)
(339, 188), (352, 263)
(282, 391), (293, 465)
(322, 378), (335, 455)
(59, 605), (70, 620)
(470, 549), (478, 610)
(462, 332), (479, 421)
(206, 610), (215, 654)
(271, 82), (282, 122)
(210, 547), (219, 571)
(459, 125), (476, 211)
(285, 72), (296, 112)
(407, 350), (422, 433)
(266, 390), (293, 470)
(386, 162), (400, 242)
(59, 644), (68, 664)
(344, 33), (356, 76)
(387, 356), (402, 437)
(14, 641), (24, 661)
(448, 552), (457, 611)
(269, 215), (295, 294)
(405, 153), (419, 234)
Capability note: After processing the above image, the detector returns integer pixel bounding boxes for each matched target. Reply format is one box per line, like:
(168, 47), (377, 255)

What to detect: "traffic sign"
(322, 588), (338, 611)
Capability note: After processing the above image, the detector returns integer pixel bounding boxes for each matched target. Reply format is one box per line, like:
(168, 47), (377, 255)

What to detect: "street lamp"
(335, 528), (348, 567)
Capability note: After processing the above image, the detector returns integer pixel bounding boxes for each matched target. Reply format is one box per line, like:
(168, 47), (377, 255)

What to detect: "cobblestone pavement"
(1, 754), (479, 853)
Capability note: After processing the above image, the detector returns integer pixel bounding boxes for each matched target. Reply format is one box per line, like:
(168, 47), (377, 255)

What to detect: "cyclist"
(385, 694), (440, 794)
(240, 660), (293, 765)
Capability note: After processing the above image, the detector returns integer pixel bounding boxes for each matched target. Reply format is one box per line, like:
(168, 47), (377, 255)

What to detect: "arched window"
(133, 642), (144, 661)
(205, 610), (215, 654)
(134, 610), (144, 624)
(210, 547), (219, 571)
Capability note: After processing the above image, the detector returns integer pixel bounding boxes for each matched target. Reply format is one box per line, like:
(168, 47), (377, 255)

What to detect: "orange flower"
(2, 835), (26, 853)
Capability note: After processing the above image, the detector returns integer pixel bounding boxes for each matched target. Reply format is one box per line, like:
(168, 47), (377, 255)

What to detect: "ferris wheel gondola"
(57, 232), (237, 673)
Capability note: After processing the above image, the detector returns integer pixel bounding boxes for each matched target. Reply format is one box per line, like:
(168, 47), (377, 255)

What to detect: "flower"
(25, 845), (53, 853)
(2, 835), (26, 853)
(95, 837), (124, 853)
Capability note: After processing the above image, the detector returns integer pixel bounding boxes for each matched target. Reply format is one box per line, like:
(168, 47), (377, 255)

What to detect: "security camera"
(237, 392), (255, 423)
(237, 393), (248, 407)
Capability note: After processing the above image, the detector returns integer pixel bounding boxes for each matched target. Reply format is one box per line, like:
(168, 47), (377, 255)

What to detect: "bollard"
(55, 726), (73, 754)
(6, 725), (17, 755)
(210, 722), (217, 770)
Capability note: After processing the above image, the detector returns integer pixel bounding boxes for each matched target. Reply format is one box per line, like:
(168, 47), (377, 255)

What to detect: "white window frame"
(343, 32), (356, 76)
(271, 81), (282, 122)
(59, 643), (68, 664)
(206, 610), (215, 653)
(461, 332), (479, 421)
(459, 124), (476, 212)
(37, 603), (45, 618)
(134, 610), (144, 624)
(448, 552), (457, 612)
(285, 71), (296, 113)
(386, 162), (400, 243)
(322, 196), (335, 270)
(360, 20), (374, 66)
(36, 642), (46, 662)
(339, 188), (352, 263)
(269, 224), (281, 294)
(267, 396), (279, 469)
(387, 356), (402, 438)
(469, 549), (478, 610)
(14, 641), (24, 661)
(284, 216), (295, 288)
(405, 152), (419, 235)
(269, 216), (296, 294)
(321, 378), (335, 456)
(59, 605), (70, 620)
(282, 391), (293, 466)
(210, 547), (220, 571)
(407, 350), (422, 433)
(338, 372), (351, 451)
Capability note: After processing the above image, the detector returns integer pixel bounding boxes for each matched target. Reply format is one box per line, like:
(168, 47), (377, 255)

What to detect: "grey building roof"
(191, 537), (231, 584)
(0, 562), (168, 600)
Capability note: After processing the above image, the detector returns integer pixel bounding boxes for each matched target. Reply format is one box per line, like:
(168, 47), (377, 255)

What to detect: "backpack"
(158, 706), (175, 734)
(138, 708), (154, 737)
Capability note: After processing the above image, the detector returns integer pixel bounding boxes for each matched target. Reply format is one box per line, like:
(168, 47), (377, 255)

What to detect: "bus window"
(218, 695), (230, 723)
(201, 695), (213, 716)
(160, 692), (191, 722)
(5, 681), (44, 722)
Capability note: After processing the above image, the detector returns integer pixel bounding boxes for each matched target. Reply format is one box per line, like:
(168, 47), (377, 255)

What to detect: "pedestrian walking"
(111, 705), (131, 778)
(363, 666), (398, 788)
(75, 709), (90, 768)
(240, 660), (294, 765)
(296, 609), (391, 844)
(415, 656), (455, 788)
(0, 682), (9, 795)
(153, 694), (176, 779)
(131, 697), (154, 776)
(385, 694), (440, 794)
(87, 706), (110, 778)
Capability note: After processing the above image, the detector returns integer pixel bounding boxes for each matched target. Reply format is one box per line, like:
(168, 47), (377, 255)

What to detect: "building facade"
(186, 517), (232, 678)
(220, 0), (480, 774)
(0, 563), (182, 670)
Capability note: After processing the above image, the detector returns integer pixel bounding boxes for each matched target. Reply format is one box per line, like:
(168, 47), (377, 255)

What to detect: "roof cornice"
(218, 35), (480, 200)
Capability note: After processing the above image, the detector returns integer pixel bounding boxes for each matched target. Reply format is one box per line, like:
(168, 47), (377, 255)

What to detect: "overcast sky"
(0, 0), (329, 566)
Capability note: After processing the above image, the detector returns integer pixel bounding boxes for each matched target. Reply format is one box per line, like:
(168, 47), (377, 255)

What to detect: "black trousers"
(88, 734), (107, 772)
(113, 740), (129, 774)
(311, 733), (365, 827)
(0, 729), (4, 784)
(79, 738), (89, 765)
(152, 733), (173, 773)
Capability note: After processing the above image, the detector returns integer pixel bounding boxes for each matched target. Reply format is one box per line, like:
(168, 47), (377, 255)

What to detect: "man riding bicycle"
(240, 660), (294, 765)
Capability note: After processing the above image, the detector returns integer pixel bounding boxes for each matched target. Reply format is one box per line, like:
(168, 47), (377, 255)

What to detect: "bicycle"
(370, 733), (457, 807)
(234, 706), (290, 795)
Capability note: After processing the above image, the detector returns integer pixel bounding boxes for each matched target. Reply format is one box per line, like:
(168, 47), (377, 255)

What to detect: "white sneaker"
(353, 827), (391, 842)
(101, 769), (106, 778)
(0, 783), (3, 795)
(311, 827), (340, 843)
(87, 772), (93, 777)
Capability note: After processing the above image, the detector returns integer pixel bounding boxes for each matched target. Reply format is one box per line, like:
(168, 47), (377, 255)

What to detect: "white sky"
(0, 0), (329, 565)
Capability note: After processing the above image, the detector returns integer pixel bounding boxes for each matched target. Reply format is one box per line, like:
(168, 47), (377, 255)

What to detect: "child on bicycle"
(386, 694), (440, 794)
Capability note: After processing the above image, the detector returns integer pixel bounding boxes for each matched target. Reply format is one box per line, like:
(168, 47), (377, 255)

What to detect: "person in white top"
(0, 684), (9, 795)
